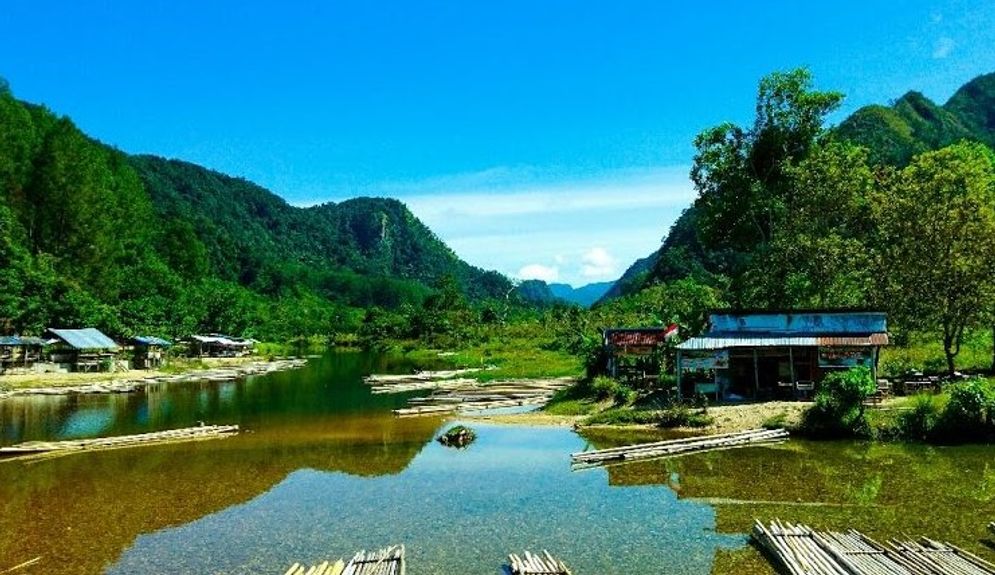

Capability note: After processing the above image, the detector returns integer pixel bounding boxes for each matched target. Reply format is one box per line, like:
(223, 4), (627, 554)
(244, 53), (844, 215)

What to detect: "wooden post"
(675, 349), (682, 400)
(788, 347), (795, 383)
(753, 348), (759, 399)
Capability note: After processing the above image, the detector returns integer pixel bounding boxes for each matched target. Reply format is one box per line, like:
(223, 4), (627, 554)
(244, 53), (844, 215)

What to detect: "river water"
(1, 352), (993, 574)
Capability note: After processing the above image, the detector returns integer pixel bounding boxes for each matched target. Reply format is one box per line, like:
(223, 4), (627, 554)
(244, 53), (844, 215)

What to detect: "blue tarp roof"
(132, 336), (172, 347)
(46, 328), (118, 350)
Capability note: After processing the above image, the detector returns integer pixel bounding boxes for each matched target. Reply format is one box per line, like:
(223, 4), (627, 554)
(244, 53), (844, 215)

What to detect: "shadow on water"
(0, 352), (446, 574)
(578, 428), (995, 574)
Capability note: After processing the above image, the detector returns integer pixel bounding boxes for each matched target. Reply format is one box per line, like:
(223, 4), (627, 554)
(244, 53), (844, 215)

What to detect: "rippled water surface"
(2, 352), (994, 575)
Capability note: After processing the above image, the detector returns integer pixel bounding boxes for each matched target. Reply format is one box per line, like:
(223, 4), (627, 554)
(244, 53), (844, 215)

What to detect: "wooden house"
(0, 336), (47, 372)
(131, 336), (172, 369)
(45, 328), (120, 372)
(602, 325), (679, 384)
(675, 310), (888, 401)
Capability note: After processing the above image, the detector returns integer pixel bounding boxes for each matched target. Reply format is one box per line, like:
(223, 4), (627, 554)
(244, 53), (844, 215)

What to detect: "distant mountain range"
(514, 279), (614, 308)
(601, 71), (995, 302)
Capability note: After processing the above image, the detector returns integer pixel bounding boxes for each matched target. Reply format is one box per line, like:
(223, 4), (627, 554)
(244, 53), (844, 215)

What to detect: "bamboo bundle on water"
(0, 424), (239, 461)
(752, 519), (995, 575)
(571, 428), (789, 468)
(391, 379), (572, 416)
(282, 545), (404, 575)
(507, 550), (571, 575)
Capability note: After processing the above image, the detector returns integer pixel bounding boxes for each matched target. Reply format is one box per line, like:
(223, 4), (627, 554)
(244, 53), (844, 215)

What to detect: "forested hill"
(0, 81), (511, 339)
(605, 70), (995, 303)
(836, 72), (995, 166)
(130, 156), (511, 301)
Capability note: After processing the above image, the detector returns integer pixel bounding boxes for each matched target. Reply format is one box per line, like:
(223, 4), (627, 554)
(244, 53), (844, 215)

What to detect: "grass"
(400, 336), (584, 382)
(880, 329), (993, 376)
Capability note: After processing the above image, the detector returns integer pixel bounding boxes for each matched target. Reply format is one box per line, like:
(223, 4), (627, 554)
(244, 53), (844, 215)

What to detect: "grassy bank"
(392, 336), (584, 382)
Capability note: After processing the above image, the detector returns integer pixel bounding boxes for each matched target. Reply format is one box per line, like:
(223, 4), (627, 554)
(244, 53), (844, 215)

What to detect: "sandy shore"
(465, 400), (809, 434)
(0, 356), (306, 395)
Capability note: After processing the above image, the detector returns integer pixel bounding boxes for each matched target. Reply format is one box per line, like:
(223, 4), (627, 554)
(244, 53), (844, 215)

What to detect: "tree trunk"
(943, 331), (957, 376)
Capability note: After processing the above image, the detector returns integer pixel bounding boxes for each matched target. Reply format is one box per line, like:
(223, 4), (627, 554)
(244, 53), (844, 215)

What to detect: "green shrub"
(657, 405), (712, 428)
(933, 379), (995, 442)
(589, 376), (635, 405)
(801, 366), (875, 438)
(761, 412), (789, 430)
(896, 394), (940, 441)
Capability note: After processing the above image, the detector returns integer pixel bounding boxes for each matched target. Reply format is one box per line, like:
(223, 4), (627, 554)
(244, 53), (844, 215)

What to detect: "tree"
(877, 142), (995, 374)
(690, 69), (844, 305)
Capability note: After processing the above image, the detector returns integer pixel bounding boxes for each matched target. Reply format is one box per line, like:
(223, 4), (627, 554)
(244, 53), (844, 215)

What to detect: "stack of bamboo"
(0, 424), (239, 461)
(392, 378), (574, 416)
(753, 519), (995, 575)
(571, 428), (788, 469)
(507, 550), (571, 575)
(283, 545), (404, 575)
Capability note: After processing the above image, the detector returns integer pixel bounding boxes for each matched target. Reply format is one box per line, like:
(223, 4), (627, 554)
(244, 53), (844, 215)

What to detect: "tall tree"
(690, 69), (844, 305)
(877, 141), (995, 373)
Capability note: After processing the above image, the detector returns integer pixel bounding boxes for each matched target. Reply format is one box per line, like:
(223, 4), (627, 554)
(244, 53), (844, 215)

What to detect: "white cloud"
(518, 264), (560, 283)
(581, 247), (617, 279)
(933, 37), (954, 59)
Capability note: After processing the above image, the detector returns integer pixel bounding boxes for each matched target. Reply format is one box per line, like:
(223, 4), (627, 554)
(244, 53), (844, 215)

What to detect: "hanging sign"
(682, 350), (729, 371)
(818, 347), (873, 368)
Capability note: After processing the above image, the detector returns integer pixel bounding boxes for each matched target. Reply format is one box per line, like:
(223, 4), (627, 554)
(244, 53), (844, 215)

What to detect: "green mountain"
(0, 82), (511, 339)
(130, 156), (511, 301)
(610, 71), (995, 302)
(836, 72), (995, 165)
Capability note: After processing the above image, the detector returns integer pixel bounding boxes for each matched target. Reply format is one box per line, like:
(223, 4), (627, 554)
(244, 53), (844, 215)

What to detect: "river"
(1, 352), (993, 574)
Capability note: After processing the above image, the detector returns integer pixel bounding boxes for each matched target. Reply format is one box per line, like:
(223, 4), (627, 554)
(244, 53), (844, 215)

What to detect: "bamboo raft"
(754, 519), (995, 575)
(391, 378), (574, 417)
(282, 545), (404, 575)
(363, 368), (484, 386)
(571, 428), (789, 469)
(507, 550), (571, 575)
(0, 424), (239, 461)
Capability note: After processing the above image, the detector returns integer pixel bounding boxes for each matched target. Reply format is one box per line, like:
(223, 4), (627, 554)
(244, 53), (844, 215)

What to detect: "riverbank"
(0, 356), (310, 397)
(464, 400), (809, 434)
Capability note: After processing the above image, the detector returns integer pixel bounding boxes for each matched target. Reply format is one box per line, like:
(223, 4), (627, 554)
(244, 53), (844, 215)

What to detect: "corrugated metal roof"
(678, 333), (888, 350)
(0, 336), (48, 346)
(47, 328), (118, 350)
(132, 336), (172, 347)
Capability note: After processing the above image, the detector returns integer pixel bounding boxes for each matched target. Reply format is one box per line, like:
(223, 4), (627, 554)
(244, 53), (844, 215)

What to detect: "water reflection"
(108, 423), (742, 575)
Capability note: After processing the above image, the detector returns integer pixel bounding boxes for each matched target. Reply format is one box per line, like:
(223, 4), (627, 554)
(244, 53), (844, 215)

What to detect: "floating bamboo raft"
(571, 428), (789, 469)
(391, 378), (574, 416)
(0, 424), (239, 461)
(282, 545), (404, 575)
(754, 519), (995, 575)
(507, 550), (571, 575)
(363, 368), (484, 387)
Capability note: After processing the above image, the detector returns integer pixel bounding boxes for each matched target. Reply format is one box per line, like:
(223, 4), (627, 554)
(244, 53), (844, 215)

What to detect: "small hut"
(602, 325), (679, 385)
(131, 336), (172, 369)
(0, 336), (47, 372)
(45, 328), (119, 372)
(185, 334), (255, 358)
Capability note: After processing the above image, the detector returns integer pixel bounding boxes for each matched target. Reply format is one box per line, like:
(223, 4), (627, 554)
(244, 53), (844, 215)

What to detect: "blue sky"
(3, 1), (995, 286)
